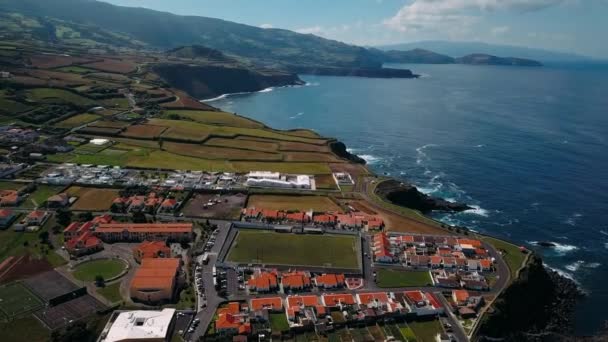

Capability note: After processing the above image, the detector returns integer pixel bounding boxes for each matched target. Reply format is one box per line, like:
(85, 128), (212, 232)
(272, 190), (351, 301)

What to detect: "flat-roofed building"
(95, 223), (193, 242)
(101, 308), (176, 342)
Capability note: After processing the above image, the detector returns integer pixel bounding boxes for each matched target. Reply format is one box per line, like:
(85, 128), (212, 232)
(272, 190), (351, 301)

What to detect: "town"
(0, 38), (530, 342)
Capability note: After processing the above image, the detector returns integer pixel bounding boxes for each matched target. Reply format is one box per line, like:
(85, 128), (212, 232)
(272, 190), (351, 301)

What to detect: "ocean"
(208, 63), (608, 334)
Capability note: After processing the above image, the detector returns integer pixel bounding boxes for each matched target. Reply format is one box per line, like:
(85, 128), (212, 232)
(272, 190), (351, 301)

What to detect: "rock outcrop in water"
(375, 179), (471, 213)
(330, 141), (367, 164)
(476, 255), (583, 341)
(153, 64), (304, 100)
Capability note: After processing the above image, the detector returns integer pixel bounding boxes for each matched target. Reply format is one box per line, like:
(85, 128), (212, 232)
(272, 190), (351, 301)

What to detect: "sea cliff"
(374, 179), (472, 213)
(153, 64), (304, 100)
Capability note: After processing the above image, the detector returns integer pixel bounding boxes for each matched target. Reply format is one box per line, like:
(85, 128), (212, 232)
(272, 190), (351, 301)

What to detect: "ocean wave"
(529, 241), (579, 255)
(544, 263), (579, 284)
(358, 154), (381, 164)
(258, 87), (274, 93)
(415, 144), (438, 165)
(305, 82), (320, 86)
(565, 260), (601, 273)
(289, 112), (305, 119)
(463, 205), (490, 217)
(564, 212), (583, 226)
(474, 144), (485, 148)
(598, 230), (608, 237)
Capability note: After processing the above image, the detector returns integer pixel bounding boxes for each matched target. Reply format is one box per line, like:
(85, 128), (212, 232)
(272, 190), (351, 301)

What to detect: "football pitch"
(227, 229), (360, 269)
(0, 282), (44, 319)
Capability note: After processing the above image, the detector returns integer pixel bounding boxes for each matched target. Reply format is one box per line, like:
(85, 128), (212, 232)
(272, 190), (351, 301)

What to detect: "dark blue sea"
(209, 63), (608, 334)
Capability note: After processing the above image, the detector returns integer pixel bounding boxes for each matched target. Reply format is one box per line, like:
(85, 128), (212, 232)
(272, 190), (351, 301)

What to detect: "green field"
(164, 109), (264, 129)
(56, 66), (96, 74)
(27, 88), (97, 107)
(0, 315), (49, 342)
(0, 282), (44, 318)
(247, 194), (342, 212)
(54, 113), (100, 128)
(481, 236), (527, 279)
(227, 229), (360, 269)
(376, 269), (433, 288)
(20, 185), (64, 208)
(408, 320), (443, 342)
(97, 282), (122, 303)
(72, 259), (126, 282)
(269, 313), (290, 332)
(400, 325), (417, 341)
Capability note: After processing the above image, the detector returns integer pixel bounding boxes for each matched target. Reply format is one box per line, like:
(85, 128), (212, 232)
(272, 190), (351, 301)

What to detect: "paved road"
(185, 220), (232, 342)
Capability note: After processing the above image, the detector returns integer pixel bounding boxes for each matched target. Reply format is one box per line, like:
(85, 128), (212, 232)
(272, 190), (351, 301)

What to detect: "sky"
(101, 0), (608, 58)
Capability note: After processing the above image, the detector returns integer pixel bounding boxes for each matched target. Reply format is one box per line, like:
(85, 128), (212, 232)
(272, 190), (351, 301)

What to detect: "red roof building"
(95, 223), (193, 242)
(247, 271), (278, 293)
(314, 274), (345, 289)
(321, 293), (356, 307)
(281, 272), (311, 291)
(133, 241), (171, 263)
(250, 297), (283, 311)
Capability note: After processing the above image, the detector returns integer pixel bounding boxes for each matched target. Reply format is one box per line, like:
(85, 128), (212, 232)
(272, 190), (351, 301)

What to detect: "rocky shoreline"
(476, 255), (583, 341)
(374, 178), (472, 213)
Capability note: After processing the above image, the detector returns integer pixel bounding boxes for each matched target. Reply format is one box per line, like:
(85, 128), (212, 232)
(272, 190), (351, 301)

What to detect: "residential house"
(250, 297), (283, 312)
(47, 193), (69, 208)
(281, 272), (312, 292)
(314, 274), (345, 289)
(247, 271), (279, 293)
(402, 291), (444, 317)
(0, 209), (16, 229)
(0, 190), (20, 207)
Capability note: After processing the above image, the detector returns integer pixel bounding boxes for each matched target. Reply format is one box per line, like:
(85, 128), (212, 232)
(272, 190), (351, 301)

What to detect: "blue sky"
(102, 0), (608, 58)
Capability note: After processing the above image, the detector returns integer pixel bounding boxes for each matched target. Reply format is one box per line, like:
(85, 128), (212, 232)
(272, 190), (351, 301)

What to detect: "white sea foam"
(258, 87), (274, 93)
(463, 205), (490, 217)
(359, 155), (381, 164)
(544, 263), (577, 283)
(604, 243), (608, 250)
(564, 212), (583, 226)
(289, 112), (305, 119)
(202, 86), (279, 102)
(552, 242), (579, 255)
(415, 144), (438, 165)
(305, 82), (320, 86)
(474, 144), (485, 148)
(565, 260), (584, 272)
(599, 230), (608, 237)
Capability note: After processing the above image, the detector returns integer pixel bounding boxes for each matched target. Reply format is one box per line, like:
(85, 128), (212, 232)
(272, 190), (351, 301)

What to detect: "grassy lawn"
(72, 259), (126, 282)
(228, 229), (360, 269)
(54, 113), (100, 128)
(247, 194), (342, 212)
(269, 313), (290, 332)
(0, 220), (66, 267)
(376, 269), (433, 288)
(175, 285), (196, 310)
(400, 325), (418, 341)
(20, 185), (63, 209)
(409, 320), (443, 342)
(97, 282), (122, 303)
(481, 236), (527, 278)
(0, 315), (49, 342)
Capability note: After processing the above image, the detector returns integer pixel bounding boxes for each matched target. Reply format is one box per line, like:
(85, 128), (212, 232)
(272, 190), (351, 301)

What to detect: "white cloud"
(492, 26), (510, 35)
(259, 23), (273, 29)
(296, 26), (324, 35)
(384, 0), (567, 33)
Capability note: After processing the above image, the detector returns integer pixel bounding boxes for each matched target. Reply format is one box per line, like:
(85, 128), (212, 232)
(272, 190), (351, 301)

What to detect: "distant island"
(383, 48), (543, 67)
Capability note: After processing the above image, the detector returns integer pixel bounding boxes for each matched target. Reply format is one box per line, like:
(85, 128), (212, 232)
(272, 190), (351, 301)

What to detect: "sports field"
(0, 282), (44, 318)
(66, 186), (120, 211)
(376, 269), (433, 288)
(227, 229), (360, 269)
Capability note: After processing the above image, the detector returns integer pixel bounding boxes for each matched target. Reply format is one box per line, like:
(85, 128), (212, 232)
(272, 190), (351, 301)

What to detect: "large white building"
(100, 308), (176, 342)
(246, 171), (312, 189)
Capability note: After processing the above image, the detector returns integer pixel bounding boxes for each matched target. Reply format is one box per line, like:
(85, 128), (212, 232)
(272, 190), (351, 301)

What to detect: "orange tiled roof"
(315, 273), (345, 287)
(322, 293), (355, 306)
(134, 241), (170, 259)
(247, 271), (278, 291)
(0, 209), (13, 218)
(218, 302), (241, 316)
(96, 223), (193, 233)
(453, 289), (470, 303)
(286, 295), (318, 308)
(458, 239), (483, 248)
(26, 210), (46, 220)
(250, 297), (283, 311)
(282, 272), (311, 289)
(358, 292), (389, 305)
(130, 258), (180, 292)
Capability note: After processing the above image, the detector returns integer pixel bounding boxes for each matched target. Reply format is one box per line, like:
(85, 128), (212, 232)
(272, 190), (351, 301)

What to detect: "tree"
(78, 212), (93, 222)
(132, 211), (147, 223)
(52, 225), (62, 234)
(56, 208), (72, 227)
(94, 275), (105, 287)
(51, 321), (94, 342)
(39, 231), (50, 244)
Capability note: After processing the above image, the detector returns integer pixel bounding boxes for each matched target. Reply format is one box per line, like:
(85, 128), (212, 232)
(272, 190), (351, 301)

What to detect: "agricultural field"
(163, 109), (264, 129)
(66, 186), (120, 211)
(247, 194), (342, 212)
(227, 229), (360, 269)
(72, 259), (127, 282)
(0, 282), (44, 319)
(315, 174), (339, 190)
(162, 141), (282, 161)
(205, 137), (279, 152)
(376, 269), (433, 288)
(26, 88), (96, 107)
(82, 59), (137, 73)
(53, 113), (100, 128)
(122, 124), (167, 138)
